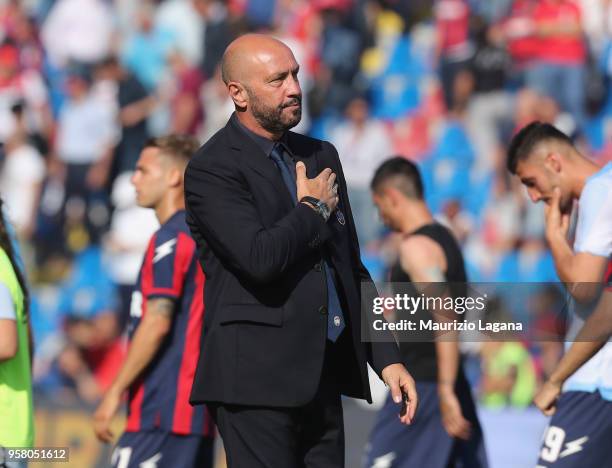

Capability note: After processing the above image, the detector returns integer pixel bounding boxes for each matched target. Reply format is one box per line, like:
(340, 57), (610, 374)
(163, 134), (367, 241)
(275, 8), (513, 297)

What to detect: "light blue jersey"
(564, 162), (612, 400)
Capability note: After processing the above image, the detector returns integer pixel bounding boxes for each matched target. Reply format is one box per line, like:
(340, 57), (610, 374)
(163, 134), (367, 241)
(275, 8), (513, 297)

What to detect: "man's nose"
(286, 74), (301, 97)
(527, 188), (541, 203)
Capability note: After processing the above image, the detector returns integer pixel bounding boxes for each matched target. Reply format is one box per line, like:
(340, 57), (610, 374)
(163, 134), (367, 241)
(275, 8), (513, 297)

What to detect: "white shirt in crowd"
(41, 0), (114, 67)
(0, 144), (45, 232)
(0, 70), (48, 143)
(330, 120), (394, 189)
(56, 92), (119, 165)
(106, 173), (158, 285)
(155, 0), (205, 66)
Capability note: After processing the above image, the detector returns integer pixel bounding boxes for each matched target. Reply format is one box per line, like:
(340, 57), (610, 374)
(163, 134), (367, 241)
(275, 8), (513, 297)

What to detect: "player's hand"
(296, 162), (338, 212)
(544, 187), (570, 242)
(381, 363), (418, 425)
(93, 387), (121, 442)
(438, 384), (471, 440)
(534, 379), (562, 416)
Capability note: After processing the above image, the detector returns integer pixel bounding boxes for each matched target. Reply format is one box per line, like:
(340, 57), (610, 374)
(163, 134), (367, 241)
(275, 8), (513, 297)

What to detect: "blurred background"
(0, 0), (610, 466)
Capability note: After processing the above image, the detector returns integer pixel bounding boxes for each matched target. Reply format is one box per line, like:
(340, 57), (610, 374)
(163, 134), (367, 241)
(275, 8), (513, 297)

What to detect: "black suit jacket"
(184, 115), (400, 407)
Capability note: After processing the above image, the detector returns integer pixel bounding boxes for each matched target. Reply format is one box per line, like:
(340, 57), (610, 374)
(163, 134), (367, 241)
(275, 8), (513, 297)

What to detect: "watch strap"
(300, 196), (322, 207)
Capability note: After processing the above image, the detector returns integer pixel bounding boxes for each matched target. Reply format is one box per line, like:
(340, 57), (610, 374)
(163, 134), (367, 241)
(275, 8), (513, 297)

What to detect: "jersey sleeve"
(141, 231), (195, 301)
(574, 177), (612, 257)
(0, 282), (16, 320)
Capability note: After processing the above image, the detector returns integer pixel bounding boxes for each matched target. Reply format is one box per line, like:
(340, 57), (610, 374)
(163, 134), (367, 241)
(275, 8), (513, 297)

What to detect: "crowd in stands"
(1, 0), (610, 409)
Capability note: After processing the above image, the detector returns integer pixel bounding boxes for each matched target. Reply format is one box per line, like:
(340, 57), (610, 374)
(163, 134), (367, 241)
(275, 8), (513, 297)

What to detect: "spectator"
(0, 43), (52, 148)
(434, 0), (475, 111)
(9, 8), (45, 72)
(0, 102), (46, 242)
(330, 96), (394, 246)
(200, 0), (236, 79)
(502, 0), (539, 74)
(41, 0), (114, 68)
(480, 340), (537, 408)
(96, 57), (156, 176)
(200, 63), (234, 140)
(52, 64), (118, 247)
(55, 247), (121, 403)
(526, 0), (588, 134)
(465, 23), (513, 175)
(167, 50), (205, 135)
(121, 2), (175, 92)
(318, 5), (363, 112)
(155, 0), (206, 67)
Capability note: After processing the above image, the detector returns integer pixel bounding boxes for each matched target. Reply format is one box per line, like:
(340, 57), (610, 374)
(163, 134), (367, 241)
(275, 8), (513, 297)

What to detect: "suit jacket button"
(319, 305), (328, 315)
(314, 262), (322, 272)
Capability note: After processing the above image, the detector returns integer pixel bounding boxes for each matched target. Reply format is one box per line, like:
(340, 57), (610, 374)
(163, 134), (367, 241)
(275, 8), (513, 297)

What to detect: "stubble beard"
(247, 89), (302, 135)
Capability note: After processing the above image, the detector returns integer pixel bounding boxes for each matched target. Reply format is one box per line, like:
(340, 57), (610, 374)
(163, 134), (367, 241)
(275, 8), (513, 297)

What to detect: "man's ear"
(228, 81), (247, 110)
(545, 152), (562, 174)
(168, 167), (182, 188)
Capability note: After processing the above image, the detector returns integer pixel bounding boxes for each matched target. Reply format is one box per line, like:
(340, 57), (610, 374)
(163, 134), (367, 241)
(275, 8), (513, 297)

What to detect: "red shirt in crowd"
(532, 0), (586, 64)
(503, 0), (540, 66)
(435, 0), (472, 59)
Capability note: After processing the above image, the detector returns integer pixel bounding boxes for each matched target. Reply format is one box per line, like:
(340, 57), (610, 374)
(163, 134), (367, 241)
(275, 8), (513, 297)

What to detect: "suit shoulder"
(188, 126), (232, 171)
(287, 131), (335, 153)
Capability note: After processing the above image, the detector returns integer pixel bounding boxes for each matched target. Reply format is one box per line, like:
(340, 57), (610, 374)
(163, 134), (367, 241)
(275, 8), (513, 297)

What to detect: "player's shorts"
(111, 430), (214, 468)
(363, 377), (488, 468)
(536, 390), (612, 467)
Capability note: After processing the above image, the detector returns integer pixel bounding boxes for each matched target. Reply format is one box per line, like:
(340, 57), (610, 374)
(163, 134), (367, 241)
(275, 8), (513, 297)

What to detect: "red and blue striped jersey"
(125, 210), (214, 437)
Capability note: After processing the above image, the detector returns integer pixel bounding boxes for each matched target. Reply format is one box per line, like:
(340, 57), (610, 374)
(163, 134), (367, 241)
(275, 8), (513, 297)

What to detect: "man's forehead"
(515, 159), (530, 176)
(139, 146), (166, 166)
(515, 149), (547, 175)
(254, 48), (298, 72)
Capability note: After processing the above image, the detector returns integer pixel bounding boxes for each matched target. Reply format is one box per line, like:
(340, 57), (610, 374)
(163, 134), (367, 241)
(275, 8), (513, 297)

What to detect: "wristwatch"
(300, 196), (331, 222)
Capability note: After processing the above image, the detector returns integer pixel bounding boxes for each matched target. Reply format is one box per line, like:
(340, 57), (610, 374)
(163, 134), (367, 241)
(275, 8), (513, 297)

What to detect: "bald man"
(184, 34), (417, 467)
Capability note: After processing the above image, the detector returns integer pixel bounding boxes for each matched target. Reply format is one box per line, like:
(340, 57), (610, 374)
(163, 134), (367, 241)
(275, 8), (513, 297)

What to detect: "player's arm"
(0, 319), (17, 362)
(535, 290), (612, 416)
(93, 297), (175, 442)
(0, 284), (18, 362)
(106, 298), (174, 393)
(545, 187), (609, 302)
(546, 232), (607, 301)
(399, 236), (471, 439)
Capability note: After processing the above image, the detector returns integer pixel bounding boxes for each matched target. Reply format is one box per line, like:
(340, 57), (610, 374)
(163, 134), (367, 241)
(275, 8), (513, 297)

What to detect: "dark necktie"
(269, 143), (345, 342)
(269, 143), (297, 202)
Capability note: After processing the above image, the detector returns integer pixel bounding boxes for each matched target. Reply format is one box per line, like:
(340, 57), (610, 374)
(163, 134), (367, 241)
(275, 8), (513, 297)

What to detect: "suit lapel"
(287, 132), (319, 180)
(227, 116), (294, 210)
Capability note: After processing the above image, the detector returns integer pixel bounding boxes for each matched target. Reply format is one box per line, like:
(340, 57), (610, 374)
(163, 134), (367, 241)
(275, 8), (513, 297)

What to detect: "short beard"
(246, 87), (301, 134)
